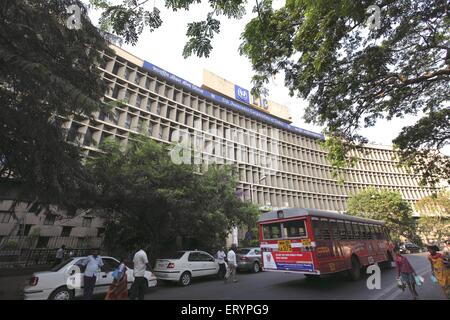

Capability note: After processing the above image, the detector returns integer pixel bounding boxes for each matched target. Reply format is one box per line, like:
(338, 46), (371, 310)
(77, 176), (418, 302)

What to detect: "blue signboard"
(142, 60), (324, 141)
(234, 85), (250, 104)
(276, 263), (314, 272)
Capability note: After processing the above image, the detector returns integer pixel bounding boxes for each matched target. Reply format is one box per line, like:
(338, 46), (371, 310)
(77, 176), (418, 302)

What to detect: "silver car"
(236, 247), (262, 273)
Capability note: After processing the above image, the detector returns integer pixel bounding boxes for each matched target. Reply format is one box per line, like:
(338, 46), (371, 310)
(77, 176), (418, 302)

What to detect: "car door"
(249, 249), (262, 264)
(94, 258), (118, 295)
(198, 252), (218, 276)
(187, 252), (203, 278)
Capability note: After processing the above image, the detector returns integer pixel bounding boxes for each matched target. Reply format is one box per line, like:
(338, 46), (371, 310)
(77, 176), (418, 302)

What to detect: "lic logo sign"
(234, 85), (250, 104)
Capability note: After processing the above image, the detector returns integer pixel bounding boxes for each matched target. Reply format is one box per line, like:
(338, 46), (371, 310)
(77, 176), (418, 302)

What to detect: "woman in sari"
(427, 245), (450, 299)
(105, 258), (128, 300)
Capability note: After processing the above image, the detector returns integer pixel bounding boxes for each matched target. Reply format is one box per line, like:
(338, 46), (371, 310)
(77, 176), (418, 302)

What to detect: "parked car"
(399, 243), (422, 254)
(23, 256), (157, 300)
(236, 247), (262, 273)
(153, 250), (219, 286)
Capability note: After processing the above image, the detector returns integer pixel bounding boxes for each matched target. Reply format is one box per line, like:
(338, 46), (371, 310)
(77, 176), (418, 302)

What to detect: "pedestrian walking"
(53, 245), (66, 267)
(394, 246), (419, 299)
(216, 247), (227, 280)
(224, 244), (237, 284)
(427, 245), (450, 299)
(80, 250), (104, 300)
(105, 257), (128, 300)
(130, 247), (149, 300)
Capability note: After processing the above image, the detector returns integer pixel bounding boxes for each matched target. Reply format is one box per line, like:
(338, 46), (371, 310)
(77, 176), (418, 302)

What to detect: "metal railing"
(0, 236), (103, 268)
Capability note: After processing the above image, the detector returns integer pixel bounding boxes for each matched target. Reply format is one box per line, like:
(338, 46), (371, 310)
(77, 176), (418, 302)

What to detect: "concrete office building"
(64, 44), (436, 211)
(0, 44), (439, 246)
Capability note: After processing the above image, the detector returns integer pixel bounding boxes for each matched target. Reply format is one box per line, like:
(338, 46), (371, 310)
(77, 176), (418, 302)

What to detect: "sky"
(86, 1), (449, 155)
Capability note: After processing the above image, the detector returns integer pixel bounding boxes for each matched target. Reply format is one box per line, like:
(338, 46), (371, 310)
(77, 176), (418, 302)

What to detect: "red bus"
(258, 208), (395, 280)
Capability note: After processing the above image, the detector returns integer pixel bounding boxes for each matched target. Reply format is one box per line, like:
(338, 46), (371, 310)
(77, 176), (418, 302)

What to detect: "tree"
(239, 0), (450, 186)
(347, 187), (418, 242)
(415, 190), (450, 244)
(89, 0), (247, 57)
(0, 0), (112, 210)
(87, 136), (258, 259)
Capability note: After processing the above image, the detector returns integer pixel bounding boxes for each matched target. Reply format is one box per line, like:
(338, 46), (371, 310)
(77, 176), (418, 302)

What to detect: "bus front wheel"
(348, 256), (361, 281)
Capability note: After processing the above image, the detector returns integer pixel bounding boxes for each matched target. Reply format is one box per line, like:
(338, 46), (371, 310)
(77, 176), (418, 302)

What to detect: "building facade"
(0, 44), (438, 246)
(65, 44), (434, 211)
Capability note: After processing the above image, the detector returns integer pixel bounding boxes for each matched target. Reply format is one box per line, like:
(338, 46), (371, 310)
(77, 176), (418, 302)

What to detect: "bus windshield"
(262, 223), (282, 240)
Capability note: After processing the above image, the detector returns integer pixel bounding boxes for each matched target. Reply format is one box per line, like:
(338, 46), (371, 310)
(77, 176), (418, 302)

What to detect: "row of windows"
(262, 220), (307, 240)
(312, 219), (390, 241)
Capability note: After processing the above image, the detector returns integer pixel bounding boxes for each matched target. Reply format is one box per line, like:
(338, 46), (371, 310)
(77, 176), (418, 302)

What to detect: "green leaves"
(240, 0), (450, 185)
(88, 136), (258, 256)
(183, 14), (221, 58)
(347, 187), (417, 241)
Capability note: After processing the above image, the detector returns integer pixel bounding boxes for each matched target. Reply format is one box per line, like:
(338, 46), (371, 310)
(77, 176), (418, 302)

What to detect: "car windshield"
(50, 258), (74, 271)
(237, 249), (251, 255)
(161, 251), (186, 260)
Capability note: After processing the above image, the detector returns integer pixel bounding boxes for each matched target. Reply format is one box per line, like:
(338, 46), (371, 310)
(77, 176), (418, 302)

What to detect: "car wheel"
(179, 272), (191, 286)
(252, 262), (260, 273)
(348, 256), (361, 281)
(49, 286), (74, 300)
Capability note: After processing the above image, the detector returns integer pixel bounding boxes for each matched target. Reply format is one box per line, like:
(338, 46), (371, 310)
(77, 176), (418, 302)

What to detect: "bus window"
(283, 220), (307, 238)
(345, 222), (353, 240)
(383, 227), (391, 240)
(337, 221), (346, 240)
(364, 224), (372, 239)
(320, 220), (330, 240)
(312, 219), (322, 240)
(329, 221), (339, 240)
(369, 225), (376, 239)
(262, 223), (282, 240)
(352, 223), (360, 239)
(374, 226), (382, 240)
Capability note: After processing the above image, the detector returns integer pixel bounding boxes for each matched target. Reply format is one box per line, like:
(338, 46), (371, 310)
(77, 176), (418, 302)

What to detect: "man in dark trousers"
(80, 250), (104, 300)
(130, 247), (149, 300)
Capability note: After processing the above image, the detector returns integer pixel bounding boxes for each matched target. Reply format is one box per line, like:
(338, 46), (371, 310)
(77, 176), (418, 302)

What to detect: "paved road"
(143, 253), (446, 300)
(0, 253), (446, 300)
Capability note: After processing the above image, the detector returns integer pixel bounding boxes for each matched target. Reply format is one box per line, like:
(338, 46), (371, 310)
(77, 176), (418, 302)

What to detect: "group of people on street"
(394, 240), (450, 300)
(217, 244), (238, 284)
(69, 246), (150, 300)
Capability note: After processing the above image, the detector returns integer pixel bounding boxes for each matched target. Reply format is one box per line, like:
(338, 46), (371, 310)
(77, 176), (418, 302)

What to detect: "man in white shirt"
(130, 248), (149, 300)
(80, 250), (103, 300)
(53, 245), (66, 267)
(225, 244), (238, 283)
(217, 247), (227, 280)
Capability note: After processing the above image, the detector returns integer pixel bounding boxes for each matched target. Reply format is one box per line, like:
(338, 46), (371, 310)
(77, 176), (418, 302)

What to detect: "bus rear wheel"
(304, 274), (320, 280)
(380, 251), (394, 270)
(348, 256), (361, 281)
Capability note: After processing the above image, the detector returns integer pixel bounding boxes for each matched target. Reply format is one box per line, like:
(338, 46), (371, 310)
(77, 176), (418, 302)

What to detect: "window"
(36, 237), (50, 248)
(124, 114), (132, 129)
(82, 217), (92, 228)
(262, 223), (282, 240)
(337, 221), (346, 240)
(135, 73), (142, 85)
(344, 222), (353, 240)
(43, 215), (56, 226)
(17, 224), (32, 236)
(61, 226), (72, 237)
(124, 68), (130, 80)
(311, 219), (329, 240)
(136, 95), (142, 108)
(352, 223), (360, 239)
(329, 221), (339, 240)
(283, 220), (307, 238)
(97, 227), (105, 237)
(197, 252), (214, 262)
(102, 258), (120, 272)
(67, 124), (79, 142)
(188, 252), (201, 262)
(83, 128), (93, 146)
(0, 211), (12, 223)
(312, 219), (322, 240)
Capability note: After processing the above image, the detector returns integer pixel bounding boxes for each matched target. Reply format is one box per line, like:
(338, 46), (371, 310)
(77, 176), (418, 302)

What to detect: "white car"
(154, 250), (220, 286)
(23, 256), (157, 300)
